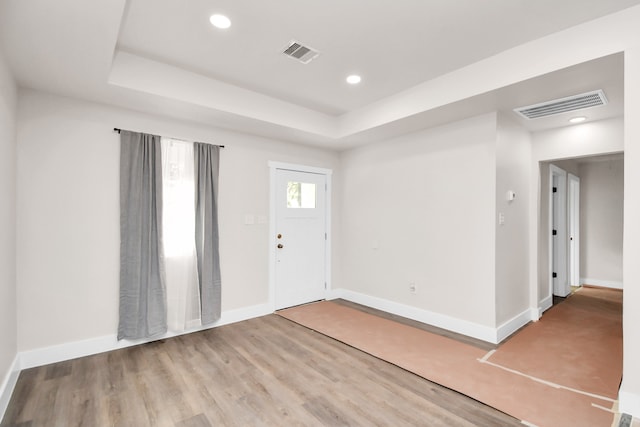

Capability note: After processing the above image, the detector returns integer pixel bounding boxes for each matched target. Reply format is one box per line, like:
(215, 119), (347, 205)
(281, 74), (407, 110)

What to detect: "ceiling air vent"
(514, 90), (608, 120)
(282, 40), (320, 64)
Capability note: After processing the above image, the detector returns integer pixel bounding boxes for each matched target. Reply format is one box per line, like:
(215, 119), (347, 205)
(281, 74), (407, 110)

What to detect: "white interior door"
(274, 169), (327, 309)
(550, 165), (569, 297)
(568, 173), (581, 288)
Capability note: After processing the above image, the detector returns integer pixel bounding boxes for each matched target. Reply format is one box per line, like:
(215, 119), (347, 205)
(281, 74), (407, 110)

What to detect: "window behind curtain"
(161, 138), (202, 331)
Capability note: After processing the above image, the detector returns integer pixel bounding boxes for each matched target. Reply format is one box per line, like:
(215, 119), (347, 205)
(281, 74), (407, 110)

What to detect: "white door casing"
(269, 162), (332, 310)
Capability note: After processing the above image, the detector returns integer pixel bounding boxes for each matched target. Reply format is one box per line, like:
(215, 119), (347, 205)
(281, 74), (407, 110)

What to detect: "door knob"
(277, 244), (284, 249)
(277, 233), (282, 239)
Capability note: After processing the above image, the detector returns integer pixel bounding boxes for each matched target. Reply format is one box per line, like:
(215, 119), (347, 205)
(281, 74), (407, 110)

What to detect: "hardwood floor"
(1, 315), (521, 426)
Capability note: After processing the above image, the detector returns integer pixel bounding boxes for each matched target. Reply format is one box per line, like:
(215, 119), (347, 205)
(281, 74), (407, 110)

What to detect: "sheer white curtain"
(160, 138), (202, 332)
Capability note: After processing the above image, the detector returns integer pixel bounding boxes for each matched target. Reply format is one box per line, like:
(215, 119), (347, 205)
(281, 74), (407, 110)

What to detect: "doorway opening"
(540, 153), (624, 313)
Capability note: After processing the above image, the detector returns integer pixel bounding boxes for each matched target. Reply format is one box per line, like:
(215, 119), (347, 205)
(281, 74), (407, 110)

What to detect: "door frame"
(268, 161), (332, 312)
(549, 164), (569, 298)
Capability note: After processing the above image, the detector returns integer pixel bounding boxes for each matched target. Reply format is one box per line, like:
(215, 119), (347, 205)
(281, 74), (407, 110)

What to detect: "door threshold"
(276, 299), (325, 312)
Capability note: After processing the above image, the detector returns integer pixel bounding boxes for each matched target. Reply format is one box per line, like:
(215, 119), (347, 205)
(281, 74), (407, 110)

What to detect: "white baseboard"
(539, 295), (553, 317)
(496, 308), (537, 343)
(19, 302), (273, 370)
(580, 278), (623, 290)
(619, 389), (640, 419)
(0, 355), (20, 422)
(20, 333), (123, 370)
(325, 288), (344, 300)
(216, 302), (273, 326)
(336, 289), (500, 344)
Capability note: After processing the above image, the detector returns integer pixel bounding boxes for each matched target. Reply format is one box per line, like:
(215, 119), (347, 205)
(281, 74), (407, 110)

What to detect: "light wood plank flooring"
(1, 315), (521, 426)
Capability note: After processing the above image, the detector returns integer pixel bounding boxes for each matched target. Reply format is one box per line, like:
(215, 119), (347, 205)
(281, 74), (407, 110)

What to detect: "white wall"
(15, 89), (340, 352)
(529, 118), (624, 308)
(495, 114), (531, 325)
(579, 158), (624, 286)
(620, 47), (640, 416)
(0, 44), (18, 407)
(552, 159), (580, 176)
(340, 113), (497, 328)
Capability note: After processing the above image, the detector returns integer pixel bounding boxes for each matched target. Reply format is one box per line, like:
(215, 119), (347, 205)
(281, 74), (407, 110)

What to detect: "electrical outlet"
(409, 282), (417, 293)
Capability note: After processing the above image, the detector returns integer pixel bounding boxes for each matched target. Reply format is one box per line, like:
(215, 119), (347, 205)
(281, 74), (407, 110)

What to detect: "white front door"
(274, 168), (327, 309)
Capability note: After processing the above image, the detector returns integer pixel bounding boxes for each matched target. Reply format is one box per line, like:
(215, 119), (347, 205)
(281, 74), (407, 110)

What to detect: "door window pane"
(287, 181), (316, 208)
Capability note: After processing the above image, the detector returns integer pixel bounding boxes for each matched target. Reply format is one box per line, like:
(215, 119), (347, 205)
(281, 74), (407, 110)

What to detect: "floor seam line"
(479, 349), (496, 362)
(591, 403), (616, 414)
(477, 358), (616, 403)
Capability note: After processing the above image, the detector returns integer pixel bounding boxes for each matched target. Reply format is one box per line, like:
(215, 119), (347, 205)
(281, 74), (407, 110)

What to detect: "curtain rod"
(113, 128), (225, 148)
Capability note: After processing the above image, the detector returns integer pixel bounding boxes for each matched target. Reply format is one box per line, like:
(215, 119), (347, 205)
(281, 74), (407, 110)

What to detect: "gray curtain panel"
(118, 131), (168, 340)
(194, 142), (222, 325)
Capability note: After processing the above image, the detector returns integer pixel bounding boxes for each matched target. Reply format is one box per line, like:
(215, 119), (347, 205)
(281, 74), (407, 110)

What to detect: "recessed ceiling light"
(569, 116), (587, 123)
(346, 75), (361, 85)
(209, 14), (231, 29)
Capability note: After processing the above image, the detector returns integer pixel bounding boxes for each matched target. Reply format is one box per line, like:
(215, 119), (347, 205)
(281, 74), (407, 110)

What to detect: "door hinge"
(552, 272), (557, 278)
(552, 229), (557, 236)
(324, 282), (327, 289)
(325, 232), (327, 240)
(553, 186), (557, 193)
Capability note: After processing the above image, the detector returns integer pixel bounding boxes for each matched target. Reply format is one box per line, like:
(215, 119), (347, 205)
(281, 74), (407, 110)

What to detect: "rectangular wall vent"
(514, 90), (608, 120)
(282, 40), (320, 64)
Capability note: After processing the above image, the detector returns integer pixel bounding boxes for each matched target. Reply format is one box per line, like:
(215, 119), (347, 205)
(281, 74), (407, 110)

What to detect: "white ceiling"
(0, 0), (637, 149)
(117, 0), (635, 115)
